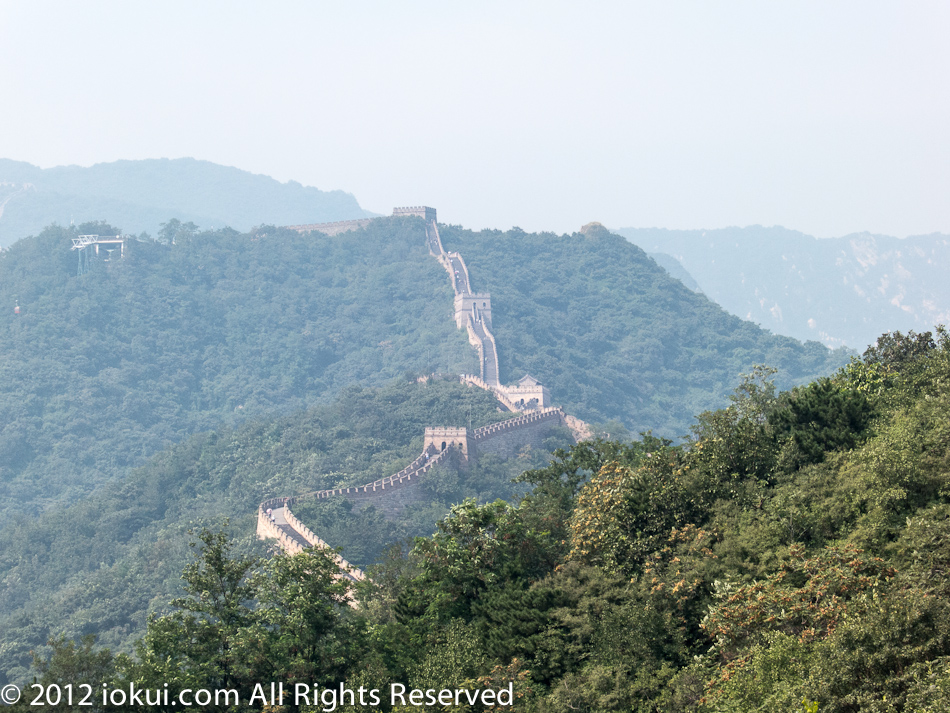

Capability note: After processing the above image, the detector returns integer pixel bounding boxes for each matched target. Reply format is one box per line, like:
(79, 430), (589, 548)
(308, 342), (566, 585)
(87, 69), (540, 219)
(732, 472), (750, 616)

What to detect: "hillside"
(10, 331), (950, 711)
(0, 217), (851, 525)
(0, 211), (895, 697)
(0, 218), (477, 522)
(439, 223), (849, 435)
(0, 158), (372, 247)
(0, 378), (528, 688)
(618, 225), (950, 350)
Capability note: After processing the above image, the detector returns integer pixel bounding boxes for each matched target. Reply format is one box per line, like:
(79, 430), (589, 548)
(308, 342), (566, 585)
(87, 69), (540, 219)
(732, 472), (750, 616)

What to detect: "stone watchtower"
(424, 427), (473, 460)
(393, 206), (437, 221)
(454, 293), (493, 329)
(500, 374), (550, 409)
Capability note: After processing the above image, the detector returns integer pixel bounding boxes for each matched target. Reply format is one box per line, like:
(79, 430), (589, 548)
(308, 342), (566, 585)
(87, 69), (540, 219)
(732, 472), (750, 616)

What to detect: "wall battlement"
(393, 206), (437, 221)
(424, 427), (474, 458)
(258, 206), (592, 588)
(285, 218), (375, 236)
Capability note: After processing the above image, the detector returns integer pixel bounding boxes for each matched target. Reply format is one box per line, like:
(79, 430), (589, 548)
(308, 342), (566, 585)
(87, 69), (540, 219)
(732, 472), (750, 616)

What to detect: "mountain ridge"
(618, 225), (950, 350)
(0, 157), (373, 246)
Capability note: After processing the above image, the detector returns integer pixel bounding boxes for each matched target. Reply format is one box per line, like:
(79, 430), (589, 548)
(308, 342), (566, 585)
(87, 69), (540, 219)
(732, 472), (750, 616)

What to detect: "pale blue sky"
(1, 1), (947, 237)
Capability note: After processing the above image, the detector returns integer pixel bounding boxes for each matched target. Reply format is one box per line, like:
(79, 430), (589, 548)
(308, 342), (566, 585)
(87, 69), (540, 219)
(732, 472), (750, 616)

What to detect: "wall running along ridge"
(260, 208), (591, 588)
(285, 218), (375, 236)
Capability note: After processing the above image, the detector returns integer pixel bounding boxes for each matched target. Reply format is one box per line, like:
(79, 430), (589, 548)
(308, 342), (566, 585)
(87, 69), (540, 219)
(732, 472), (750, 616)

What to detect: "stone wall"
(256, 504), (303, 553)
(475, 318), (501, 385)
(473, 408), (567, 458)
(455, 293), (493, 329)
(344, 476), (425, 519)
(424, 427), (473, 458)
(257, 499), (365, 581)
(305, 447), (461, 519)
(426, 219), (446, 256)
(257, 207), (596, 579)
(282, 506), (365, 582)
(284, 218), (375, 236)
(393, 206), (437, 221)
(447, 251), (473, 295)
(460, 373), (517, 411)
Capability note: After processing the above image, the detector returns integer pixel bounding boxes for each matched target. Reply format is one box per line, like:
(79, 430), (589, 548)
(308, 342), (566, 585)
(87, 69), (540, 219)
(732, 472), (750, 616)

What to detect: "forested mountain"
(0, 218), (477, 522)
(439, 222), (848, 434)
(0, 158), (372, 247)
(0, 379), (539, 687)
(0, 214), (857, 693)
(10, 331), (950, 712)
(618, 225), (950, 350)
(0, 218), (848, 526)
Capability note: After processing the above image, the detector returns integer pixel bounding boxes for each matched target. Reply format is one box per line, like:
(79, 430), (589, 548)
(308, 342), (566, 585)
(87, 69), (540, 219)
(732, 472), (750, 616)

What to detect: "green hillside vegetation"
(0, 378), (531, 689)
(0, 218), (477, 519)
(0, 158), (372, 248)
(290, 437), (569, 568)
(0, 213), (858, 698)
(439, 222), (848, 434)
(1, 217), (847, 525)
(14, 329), (949, 713)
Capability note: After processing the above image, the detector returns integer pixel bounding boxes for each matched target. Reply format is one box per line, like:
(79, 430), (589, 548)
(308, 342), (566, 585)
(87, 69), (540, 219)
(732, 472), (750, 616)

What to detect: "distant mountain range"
(619, 226), (950, 351)
(0, 158), (373, 247)
(5, 157), (941, 353)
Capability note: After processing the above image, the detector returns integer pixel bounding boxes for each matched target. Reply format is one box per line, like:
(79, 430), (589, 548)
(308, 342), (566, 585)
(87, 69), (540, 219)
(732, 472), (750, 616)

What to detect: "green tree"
(399, 499), (560, 624)
(254, 548), (363, 686)
(10, 635), (119, 713)
(158, 218), (199, 245)
(770, 378), (872, 468)
(128, 527), (261, 709)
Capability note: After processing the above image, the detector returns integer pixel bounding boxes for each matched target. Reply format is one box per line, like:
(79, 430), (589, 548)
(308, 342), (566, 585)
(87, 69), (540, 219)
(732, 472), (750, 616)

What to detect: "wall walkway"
(285, 218), (376, 236)
(259, 209), (591, 590)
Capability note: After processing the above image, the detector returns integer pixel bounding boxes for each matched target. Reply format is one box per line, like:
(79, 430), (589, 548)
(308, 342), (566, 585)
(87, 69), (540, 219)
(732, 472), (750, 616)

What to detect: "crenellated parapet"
(285, 218), (375, 236)
(257, 405), (576, 565)
(472, 407), (567, 457)
(258, 206), (593, 586)
(393, 206), (437, 221)
(424, 427), (474, 459)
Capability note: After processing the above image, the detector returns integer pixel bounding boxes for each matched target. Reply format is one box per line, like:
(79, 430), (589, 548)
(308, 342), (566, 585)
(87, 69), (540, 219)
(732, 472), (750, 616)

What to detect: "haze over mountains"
(2, 157), (942, 697)
(3, 156), (945, 357)
(0, 212), (845, 683)
(622, 226), (950, 351)
(0, 158), (372, 247)
(0, 216), (846, 523)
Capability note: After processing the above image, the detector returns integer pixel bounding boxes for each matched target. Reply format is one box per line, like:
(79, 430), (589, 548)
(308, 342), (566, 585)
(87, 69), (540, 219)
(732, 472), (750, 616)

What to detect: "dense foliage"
(440, 223), (848, 435)
(0, 379), (519, 688)
(16, 329), (948, 712)
(0, 218), (476, 519)
(2, 213), (862, 706)
(1, 217), (847, 526)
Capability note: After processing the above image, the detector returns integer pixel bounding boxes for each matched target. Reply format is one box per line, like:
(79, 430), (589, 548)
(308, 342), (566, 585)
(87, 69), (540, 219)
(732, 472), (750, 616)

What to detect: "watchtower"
(454, 293), (492, 329)
(497, 374), (550, 409)
(424, 427), (473, 460)
(393, 206), (437, 221)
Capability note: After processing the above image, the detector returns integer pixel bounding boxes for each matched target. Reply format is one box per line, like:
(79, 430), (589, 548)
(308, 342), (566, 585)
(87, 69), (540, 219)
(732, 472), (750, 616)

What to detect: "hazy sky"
(1, 1), (947, 237)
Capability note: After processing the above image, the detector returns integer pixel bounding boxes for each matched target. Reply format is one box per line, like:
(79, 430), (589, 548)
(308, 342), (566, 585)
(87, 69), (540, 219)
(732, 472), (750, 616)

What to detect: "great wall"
(257, 207), (591, 583)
